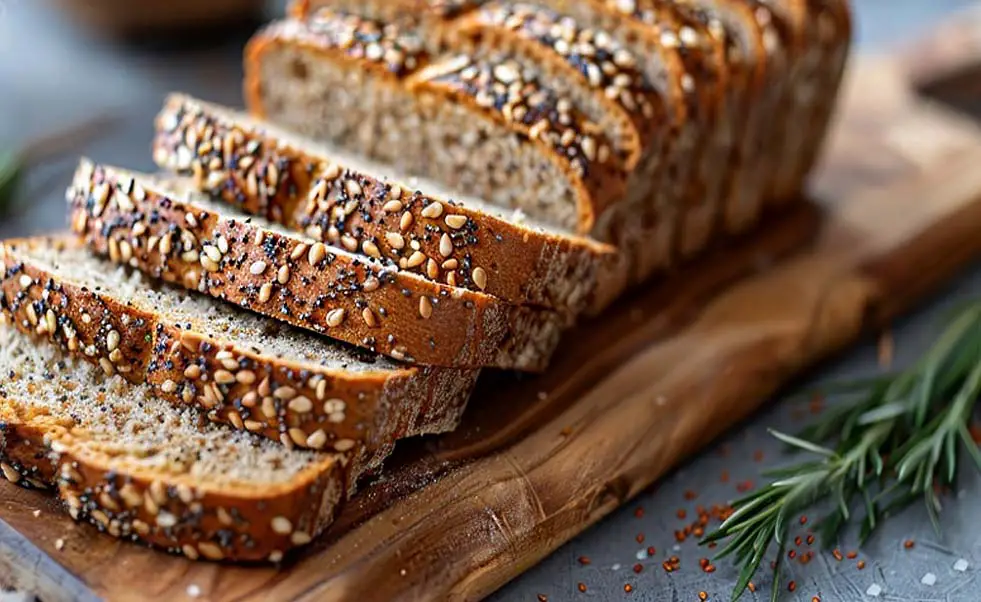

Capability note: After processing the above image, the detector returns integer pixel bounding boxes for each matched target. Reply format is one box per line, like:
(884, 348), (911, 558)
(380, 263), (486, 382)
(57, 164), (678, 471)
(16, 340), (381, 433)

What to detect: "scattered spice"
(634, 507), (645, 519)
(719, 470), (729, 483)
(676, 509), (687, 519)
(623, 584), (633, 593)
(577, 583), (586, 593)
(684, 489), (698, 500)
(698, 592), (708, 601)
(846, 551), (858, 560)
(753, 449), (764, 462)
(646, 546), (656, 556)
(904, 540), (915, 549)
(703, 564), (716, 574)
(806, 534), (815, 545)
(857, 560), (866, 570)
(794, 536), (802, 546)
(812, 597), (821, 602)
(54, 538), (65, 551)
(577, 556), (591, 566)
(788, 580), (796, 592)
(747, 582), (756, 593)
(788, 550), (797, 560)
(833, 549), (844, 561)
(538, 595), (548, 602)
(736, 480), (754, 493)
(560, 426), (573, 437)
(799, 515), (808, 525)
(636, 533), (645, 544)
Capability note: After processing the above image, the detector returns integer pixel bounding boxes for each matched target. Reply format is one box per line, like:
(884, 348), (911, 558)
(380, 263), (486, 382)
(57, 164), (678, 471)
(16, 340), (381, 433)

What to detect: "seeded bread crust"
(67, 161), (563, 371)
(152, 94), (615, 313)
(0, 236), (478, 483)
(0, 325), (346, 563)
(245, 14), (627, 235)
(0, 416), (345, 563)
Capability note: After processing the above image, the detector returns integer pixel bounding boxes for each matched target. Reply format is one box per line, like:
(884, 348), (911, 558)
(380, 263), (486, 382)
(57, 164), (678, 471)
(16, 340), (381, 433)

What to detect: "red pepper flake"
(720, 470), (730, 483)
(684, 489), (698, 500)
(753, 449), (764, 462)
(662, 561), (675, 573)
(788, 550), (797, 560)
(833, 549), (843, 561)
(812, 597), (821, 602)
(857, 560), (866, 570)
(674, 530), (686, 543)
(799, 552), (813, 565)
(736, 480), (754, 493)
(577, 556), (590, 566)
(633, 563), (643, 574)
(647, 546), (656, 556)
(538, 596), (548, 602)
(799, 515), (808, 526)
(560, 426), (574, 437)
(809, 393), (825, 415)
(788, 580), (797, 592)
(699, 593), (708, 601)
(699, 557), (710, 569)
(669, 555), (680, 564)
(636, 533), (645, 544)
(748, 582), (756, 593)
(904, 540), (915, 549)
(676, 509), (687, 520)
(704, 564), (716, 573)
(577, 583), (587, 593)
(794, 536), (803, 547)
(693, 526), (704, 538)
(707, 542), (717, 549)
(634, 507), (645, 519)
(624, 584), (633, 594)
(806, 534), (815, 545)
(846, 551), (858, 560)
(971, 423), (981, 445)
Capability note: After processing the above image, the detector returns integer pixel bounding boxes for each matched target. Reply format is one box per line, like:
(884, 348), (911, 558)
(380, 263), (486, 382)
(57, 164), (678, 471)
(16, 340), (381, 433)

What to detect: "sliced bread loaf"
(152, 94), (615, 313)
(0, 236), (477, 481)
(0, 322), (345, 562)
(244, 11), (627, 235)
(66, 159), (562, 371)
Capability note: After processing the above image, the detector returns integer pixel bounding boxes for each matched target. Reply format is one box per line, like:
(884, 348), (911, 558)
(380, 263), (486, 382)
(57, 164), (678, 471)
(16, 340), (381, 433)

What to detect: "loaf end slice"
(0, 323), (346, 562)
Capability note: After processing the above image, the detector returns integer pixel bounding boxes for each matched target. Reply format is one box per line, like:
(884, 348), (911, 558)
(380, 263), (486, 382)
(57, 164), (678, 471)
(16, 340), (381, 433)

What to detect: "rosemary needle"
(702, 302), (981, 602)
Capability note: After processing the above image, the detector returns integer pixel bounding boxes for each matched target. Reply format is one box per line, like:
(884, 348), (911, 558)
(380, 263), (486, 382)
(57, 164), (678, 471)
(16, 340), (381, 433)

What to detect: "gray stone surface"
(1, 1), (980, 601)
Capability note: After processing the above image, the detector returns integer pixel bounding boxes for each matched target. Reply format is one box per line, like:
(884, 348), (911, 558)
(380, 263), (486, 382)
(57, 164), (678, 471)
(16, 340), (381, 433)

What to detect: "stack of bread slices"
(0, 0), (851, 562)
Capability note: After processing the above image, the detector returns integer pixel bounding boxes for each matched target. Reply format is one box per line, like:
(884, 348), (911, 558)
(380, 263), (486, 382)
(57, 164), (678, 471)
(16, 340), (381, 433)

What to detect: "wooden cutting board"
(5, 33), (981, 602)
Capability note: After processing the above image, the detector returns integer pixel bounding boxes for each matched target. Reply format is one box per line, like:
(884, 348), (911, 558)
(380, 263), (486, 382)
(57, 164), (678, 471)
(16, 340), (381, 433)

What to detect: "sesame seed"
(197, 542), (224, 561)
(383, 200), (403, 213)
(334, 438), (356, 452)
(18, 274), (32, 290)
(215, 370), (236, 385)
(161, 379), (177, 393)
(400, 212), (413, 231)
(417, 295), (435, 319)
(288, 428), (307, 446)
(184, 365), (202, 380)
(185, 212), (198, 228)
(343, 179), (363, 198)
(362, 307), (378, 328)
(271, 516), (293, 535)
(290, 243), (308, 261)
(326, 308), (347, 327)
(156, 512), (178, 528)
(274, 386), (298, 401)
(250, 260), (267, 275)
(439, 233), (454, 257)
(444, 214), (467, 229)
(99, 358), (115, 376)
(385, 232), (405, 250)
(472, 267), (488, 290)
(182, 545), (200, 561)
(306, 430), (328, 449)
(421, 202), (444, 219)
(277, 266), (291, 285)
(201, 256), (220, 273)
(106, 330), (120, 352)
(426, 259), (439, 279)
(406, 251), (426, 268)
(291, 531), (313, 546)
(324, 398), (346, 414)
(269, 551), (284, 563)
(258, 283), (274, 303)
(289, 396), (313, 413)
(308, 242), (327, 265)
(236, 370), (256, 385)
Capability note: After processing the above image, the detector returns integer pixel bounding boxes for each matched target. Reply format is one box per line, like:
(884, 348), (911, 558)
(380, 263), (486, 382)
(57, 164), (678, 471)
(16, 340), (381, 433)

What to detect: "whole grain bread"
(0, 236), (478, 483)
(152, 94), (615, 313)
(67, 159), (563, 371)
(0, 322), (346, 563)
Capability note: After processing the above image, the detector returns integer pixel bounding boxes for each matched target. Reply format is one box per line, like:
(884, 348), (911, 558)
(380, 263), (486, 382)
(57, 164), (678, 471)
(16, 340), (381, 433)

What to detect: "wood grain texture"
(4, 50), (981, 602)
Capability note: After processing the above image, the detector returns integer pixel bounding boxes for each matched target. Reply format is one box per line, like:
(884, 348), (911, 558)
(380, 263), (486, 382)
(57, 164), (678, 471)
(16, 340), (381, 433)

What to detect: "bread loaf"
(152, 94), (616, 313)
(0, 323), (346, 562)
(0, 236), (478, 483)
(67, 159), (563, 370)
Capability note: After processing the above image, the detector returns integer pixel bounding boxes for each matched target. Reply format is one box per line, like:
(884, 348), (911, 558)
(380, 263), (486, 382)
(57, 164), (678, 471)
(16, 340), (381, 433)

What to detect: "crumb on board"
(954, 558), (970, 572)
(54, 538), (64, 551)
(186, 584), (202, 598)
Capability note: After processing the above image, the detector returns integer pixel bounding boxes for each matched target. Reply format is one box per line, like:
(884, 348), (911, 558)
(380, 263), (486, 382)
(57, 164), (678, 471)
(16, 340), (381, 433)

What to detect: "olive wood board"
(5, 43), (981, 602)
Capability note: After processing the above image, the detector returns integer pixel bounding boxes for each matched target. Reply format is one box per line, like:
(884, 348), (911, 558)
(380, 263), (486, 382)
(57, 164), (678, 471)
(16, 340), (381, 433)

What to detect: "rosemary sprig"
(702, 303), (981, 601)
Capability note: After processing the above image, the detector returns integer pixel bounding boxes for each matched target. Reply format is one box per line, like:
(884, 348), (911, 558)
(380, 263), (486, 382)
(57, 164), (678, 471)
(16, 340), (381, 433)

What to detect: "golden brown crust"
(0, 236), (477, 481)
(67, 161), (562, 371)
(0, 403), (346, 563)
(152, 94), (615, 313)
(245, 11), (627, 235)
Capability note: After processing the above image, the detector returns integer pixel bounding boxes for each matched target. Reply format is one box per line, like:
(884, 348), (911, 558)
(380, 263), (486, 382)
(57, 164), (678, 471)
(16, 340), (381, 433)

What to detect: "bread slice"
(244, 11), (627, 235)
(67, 160), (561, 370)
(0, 322), (345, 562)
(0, 236), (477, 482)
(152, 94), (615, 313)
